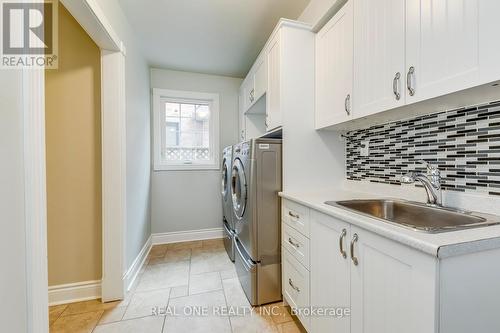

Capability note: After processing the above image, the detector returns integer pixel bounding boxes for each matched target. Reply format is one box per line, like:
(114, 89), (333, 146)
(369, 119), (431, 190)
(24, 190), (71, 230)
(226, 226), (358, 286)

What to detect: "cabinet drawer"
(283, 200), (310, 238)
(283, 223), (310, 270)
(282, 247), (310, 330)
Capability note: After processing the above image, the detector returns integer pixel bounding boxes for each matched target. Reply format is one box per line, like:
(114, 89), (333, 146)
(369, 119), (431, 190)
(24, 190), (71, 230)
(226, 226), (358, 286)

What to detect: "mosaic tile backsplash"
(345, 100), (500, 196)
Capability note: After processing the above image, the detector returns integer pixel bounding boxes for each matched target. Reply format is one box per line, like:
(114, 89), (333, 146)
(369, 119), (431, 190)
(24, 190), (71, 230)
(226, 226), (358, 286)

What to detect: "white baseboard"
(123, 235), (152, 292)
(48, 280), (101, 306)
(152, 227), (224, 245)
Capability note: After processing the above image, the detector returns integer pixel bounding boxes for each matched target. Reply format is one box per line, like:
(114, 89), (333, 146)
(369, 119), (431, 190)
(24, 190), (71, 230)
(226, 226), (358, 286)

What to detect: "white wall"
(150, 68), (242, 234)
(0, 71), (28, 332)
(94, 0), (151, 269)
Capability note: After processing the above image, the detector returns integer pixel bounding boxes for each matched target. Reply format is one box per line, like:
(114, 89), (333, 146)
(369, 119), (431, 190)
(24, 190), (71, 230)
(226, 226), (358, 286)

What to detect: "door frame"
(25, 0), (127, 331)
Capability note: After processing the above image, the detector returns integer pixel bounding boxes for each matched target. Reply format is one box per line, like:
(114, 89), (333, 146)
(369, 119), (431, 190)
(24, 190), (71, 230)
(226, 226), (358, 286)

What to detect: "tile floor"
(49, 239), (306, 333)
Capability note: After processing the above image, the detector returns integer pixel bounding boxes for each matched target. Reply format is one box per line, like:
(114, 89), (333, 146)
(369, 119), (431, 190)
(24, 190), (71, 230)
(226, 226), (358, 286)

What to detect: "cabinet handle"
(407, 66), (416, 96)
(288, 278), (300, 292)
(393, 72), (401, 101)
(249, 89), (255, 102)
(350, 233), (359, 266)
(339, 229), (347, 259)
(288, 211), (299, 219)
(288, 237), (300, 249)
(344, 94), (351, 115)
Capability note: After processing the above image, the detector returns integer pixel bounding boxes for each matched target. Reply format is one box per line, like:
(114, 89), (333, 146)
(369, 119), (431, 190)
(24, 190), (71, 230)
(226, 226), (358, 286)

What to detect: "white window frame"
(153, 88), (220, 171)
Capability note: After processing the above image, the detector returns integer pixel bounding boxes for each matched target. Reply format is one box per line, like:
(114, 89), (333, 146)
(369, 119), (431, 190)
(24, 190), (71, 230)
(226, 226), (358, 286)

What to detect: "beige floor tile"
(222, 278), (251, 308)
(220, 267), (237, 280)
(163, 316), (231, 333)
(61, 299), (121, 317)
(137, 261), (190, 292)
(149, 245), (168, 258)
(51, 310), (103, 333)
(276, 319), (307, 333)
(167, 290), (227, 318)
(122, 288), (171, 320)
(170, 285), (189, 298)
(202, 238), (225, 249)
(230, 313), (279, 333)
(189, 271), (222, 295)
(148, 249), (191, 265)
(93, 316), (165, 333)
(191, 247), (234, 274)
(263, 304), (294, 325)
(166, 240), (203, 250)
(49, 304), (68, 326)
(98, 306), (126, 325)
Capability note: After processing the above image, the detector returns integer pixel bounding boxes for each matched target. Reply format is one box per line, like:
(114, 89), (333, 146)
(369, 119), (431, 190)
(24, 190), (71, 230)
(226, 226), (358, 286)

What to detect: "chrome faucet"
(400, 160), (442, 206)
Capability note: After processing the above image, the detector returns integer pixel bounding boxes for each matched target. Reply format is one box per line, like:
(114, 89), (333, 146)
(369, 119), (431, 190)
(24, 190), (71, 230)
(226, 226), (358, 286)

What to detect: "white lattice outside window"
(153, 89), (220, 170)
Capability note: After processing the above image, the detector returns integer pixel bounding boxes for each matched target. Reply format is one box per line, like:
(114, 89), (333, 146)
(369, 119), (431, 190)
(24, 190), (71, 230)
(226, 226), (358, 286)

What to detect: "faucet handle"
(417, 160), (439, 175)
(400, 173), (416, 184)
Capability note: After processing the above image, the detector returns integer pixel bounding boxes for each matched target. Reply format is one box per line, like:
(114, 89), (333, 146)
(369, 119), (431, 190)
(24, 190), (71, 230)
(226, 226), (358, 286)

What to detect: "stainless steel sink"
(325, 199), (500, 233)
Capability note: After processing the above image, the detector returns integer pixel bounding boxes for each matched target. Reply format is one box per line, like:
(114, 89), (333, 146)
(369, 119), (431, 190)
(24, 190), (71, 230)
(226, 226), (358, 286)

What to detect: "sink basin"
(325, 199), (500, 233)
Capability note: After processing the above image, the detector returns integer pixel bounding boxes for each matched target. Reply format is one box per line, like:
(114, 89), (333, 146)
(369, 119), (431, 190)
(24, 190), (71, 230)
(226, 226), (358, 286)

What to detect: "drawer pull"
(288, 278), (300, 292)
(350, 233), (359, 266)
(288, 237), (300, 248)
(339, 228), (347, 259)
(288, 211), (300, 219)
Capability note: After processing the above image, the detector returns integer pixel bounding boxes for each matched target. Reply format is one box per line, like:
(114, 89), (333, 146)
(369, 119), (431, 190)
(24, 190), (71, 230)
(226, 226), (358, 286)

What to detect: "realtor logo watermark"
(1, 0), (58, 69)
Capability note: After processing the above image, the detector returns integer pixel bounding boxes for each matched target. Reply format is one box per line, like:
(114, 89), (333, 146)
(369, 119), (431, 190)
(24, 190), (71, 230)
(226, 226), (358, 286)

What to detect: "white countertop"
(279, 182), (500, 259)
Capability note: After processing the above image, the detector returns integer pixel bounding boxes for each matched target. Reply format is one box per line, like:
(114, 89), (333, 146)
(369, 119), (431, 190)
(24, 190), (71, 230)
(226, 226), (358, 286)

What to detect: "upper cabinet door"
(406, 0), (481, 104)
(238, 87), (246, 141)
(266, 31), (282, 131)
(253, 57), (267, 102)
(315, 0), (354, 129)
(242, 76), (255, 112)
(353, 0), (406, 117)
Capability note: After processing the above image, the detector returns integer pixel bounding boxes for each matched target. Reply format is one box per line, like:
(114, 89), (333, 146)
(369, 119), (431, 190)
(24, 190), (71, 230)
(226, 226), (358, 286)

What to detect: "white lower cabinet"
(309, 211), (437, 333)
(284, 199), (500, 332)
(282, 247), (310, 330)
(310, 212), (351, 333)
(349, 224), (437, 333)
(283, 201), (438, 333)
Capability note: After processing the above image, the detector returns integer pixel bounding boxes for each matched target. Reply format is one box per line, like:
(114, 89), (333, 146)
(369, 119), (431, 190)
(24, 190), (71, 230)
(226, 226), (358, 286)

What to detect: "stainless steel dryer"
(221, 145), (235, 261)
(231, 138), (282, 306)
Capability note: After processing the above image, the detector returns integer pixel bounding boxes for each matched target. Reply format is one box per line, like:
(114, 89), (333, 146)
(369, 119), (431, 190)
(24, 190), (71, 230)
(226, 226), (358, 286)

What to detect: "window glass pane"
(165, 102), (180, 118)
(162, 99), (211, 163)
(165, 122), (179, 147)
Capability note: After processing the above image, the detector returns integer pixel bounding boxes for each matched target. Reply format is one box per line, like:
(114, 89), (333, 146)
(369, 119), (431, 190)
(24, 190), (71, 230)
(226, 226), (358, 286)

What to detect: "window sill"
(153, 163), (220, 171)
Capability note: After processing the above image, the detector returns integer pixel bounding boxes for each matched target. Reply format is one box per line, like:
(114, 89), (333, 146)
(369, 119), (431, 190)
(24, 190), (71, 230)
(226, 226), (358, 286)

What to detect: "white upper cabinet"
(353, 0), (406, 117)
(241, 76), (255, 112)
(405, 0), (481, 104)
(316, 0), (500, 129)
(240, 19), (313, 137)
(238, 87), (246, 141)
(266, 30), (282, 131)
(315, 0), (354, 129)
(253, 56), (267, 102)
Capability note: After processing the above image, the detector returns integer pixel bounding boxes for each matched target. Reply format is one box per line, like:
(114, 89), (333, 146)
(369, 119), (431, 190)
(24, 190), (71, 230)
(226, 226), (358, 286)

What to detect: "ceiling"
(118, 0), (310, 78)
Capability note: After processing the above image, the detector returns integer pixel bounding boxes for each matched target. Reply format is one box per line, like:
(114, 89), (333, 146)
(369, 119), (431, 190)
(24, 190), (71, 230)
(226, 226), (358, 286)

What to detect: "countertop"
(279, 187), (500, 259)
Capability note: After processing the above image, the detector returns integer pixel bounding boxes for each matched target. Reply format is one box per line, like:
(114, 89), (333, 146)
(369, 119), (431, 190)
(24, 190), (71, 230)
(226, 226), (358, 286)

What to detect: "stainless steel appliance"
(231, 138), (282, 306)
(221, 145), (235, 261)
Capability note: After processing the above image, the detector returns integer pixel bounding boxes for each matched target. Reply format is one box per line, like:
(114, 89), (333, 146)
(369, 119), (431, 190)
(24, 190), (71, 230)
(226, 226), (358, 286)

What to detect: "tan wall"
(45, 5), (102, 286)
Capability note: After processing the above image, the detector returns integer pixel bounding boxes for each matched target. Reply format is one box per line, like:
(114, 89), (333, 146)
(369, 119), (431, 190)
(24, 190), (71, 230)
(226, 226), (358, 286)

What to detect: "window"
(153, 88), (220, 170)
